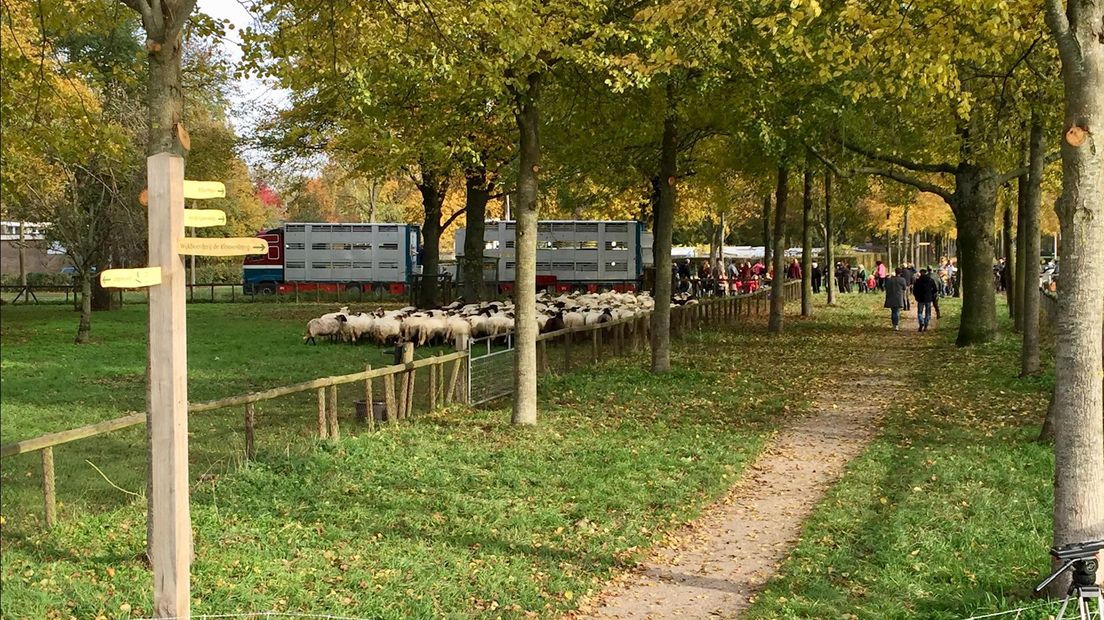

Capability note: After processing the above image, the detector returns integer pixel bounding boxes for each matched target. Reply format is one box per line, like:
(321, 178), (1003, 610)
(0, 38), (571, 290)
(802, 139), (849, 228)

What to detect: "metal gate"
(468, 334), (515, 405)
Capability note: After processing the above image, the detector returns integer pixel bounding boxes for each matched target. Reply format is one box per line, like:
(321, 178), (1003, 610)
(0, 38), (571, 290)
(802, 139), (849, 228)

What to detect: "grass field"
(0, 294), (1060, 619)
(0, 302), (445, 529)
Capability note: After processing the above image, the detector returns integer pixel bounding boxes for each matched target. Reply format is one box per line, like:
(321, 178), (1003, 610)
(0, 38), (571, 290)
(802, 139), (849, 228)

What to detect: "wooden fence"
(0, 350), (467, 529)
(0, 279), (799, 529)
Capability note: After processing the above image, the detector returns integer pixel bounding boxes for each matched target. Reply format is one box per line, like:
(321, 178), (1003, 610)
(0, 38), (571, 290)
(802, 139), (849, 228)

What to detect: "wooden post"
(244, 403), (255, 460)
(564, 330), (573, 372)
(316, 387), (328, 439)
(41, 447), (56, 528)
(407, 367), (417, 417)
(147, 153), (191, 619)
(364, 365), (375, 431)
(537, 339), (546, 374)
(327, 384), (340, 440)
(398, 342), (414, 419)
(429, 359), (438, 412)
(591, 328), (599, 363)
(383, 374), (397, 421)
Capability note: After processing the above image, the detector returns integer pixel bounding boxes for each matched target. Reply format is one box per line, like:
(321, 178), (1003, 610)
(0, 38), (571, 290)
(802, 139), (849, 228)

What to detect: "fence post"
(537, 338), (546, 374)
(364, 365), (375, 430)
(383, 373), (397, 421)
(244, 403), (255, 459)
(328, 384), (340, 440)
(398, 342), (414, 419)
(41, 447), (56, 528)
(591, 328), (599, 363)
(429, 358), (438, 412)
(316, 387), (328, 439)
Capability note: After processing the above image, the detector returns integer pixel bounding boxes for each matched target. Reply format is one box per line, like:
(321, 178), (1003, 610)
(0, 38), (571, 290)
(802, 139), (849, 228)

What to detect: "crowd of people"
(673, 255), (963, 303)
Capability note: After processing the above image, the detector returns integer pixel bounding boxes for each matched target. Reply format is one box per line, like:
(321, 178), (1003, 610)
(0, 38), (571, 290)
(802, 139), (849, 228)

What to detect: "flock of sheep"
(302, 290), (673, 347)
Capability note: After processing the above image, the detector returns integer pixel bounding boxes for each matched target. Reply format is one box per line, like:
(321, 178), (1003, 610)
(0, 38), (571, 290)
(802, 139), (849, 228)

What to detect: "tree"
(796, 0), (1060, 346)
(1019, 114), (1045, 376)
(801, 167), (813, 316)
(824, 169), (836, 305)
(1042, 0), (1104, 590)
(768, 165), (788, 333)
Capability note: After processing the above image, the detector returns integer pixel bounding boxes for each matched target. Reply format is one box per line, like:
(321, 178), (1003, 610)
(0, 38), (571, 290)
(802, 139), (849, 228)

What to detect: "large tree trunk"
(512, 72), (541, 426)
(1002, 201), (1016, 320)
(951, 165), (999, 346)
(461, 166), (492, 302)
(768, 166), (788, 333)
(761, 194), (772, 267)
(1045, 0), (1104, 584)
(75, 271), (93, 344)
(801, 168), (813, 317)
(416, 167), (448, 308)
(825, 170), (836, 305)
(650, 83), (678, 373)
(1021, 115), (1045, 376)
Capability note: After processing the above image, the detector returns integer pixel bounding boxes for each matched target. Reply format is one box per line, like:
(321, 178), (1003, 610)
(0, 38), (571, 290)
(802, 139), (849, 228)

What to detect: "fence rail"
(1, 280), (799, 528)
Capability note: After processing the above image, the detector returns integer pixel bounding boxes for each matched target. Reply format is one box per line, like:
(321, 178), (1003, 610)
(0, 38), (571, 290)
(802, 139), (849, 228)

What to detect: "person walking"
(884, 268), (907, 330)
(913, 267), (939, 331)
(787, 257), (802, 280)
(811, 261), (822, 293)
(875, 260), (888, 291)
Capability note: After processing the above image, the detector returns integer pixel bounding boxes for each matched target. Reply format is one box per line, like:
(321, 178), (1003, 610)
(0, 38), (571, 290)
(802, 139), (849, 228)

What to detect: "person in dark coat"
(811, 262), (822, 293)
(912, 268), (939, 331)
(883, 268), (907, 330)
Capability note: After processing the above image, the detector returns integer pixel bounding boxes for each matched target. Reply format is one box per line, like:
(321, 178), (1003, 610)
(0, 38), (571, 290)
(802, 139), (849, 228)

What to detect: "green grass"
(743, 296), (1059, 620)
(0, 294), (1060, 619)
(0, 298), (819, 619)
(0, 302), (446, 529)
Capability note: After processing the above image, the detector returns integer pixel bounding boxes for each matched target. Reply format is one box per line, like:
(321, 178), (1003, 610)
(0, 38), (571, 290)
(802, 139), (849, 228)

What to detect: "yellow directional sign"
(183, 209), (227, 228)
(182, 180), (226, 200)
(99, 267), (162, 288)
(178, 237), (268, 257)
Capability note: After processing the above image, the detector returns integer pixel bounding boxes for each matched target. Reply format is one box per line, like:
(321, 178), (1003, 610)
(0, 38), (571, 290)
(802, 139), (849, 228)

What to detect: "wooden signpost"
(99, 157), (249, 620)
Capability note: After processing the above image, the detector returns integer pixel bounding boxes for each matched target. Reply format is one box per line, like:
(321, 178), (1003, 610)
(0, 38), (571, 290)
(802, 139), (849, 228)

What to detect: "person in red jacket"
(786, 258), (802, 280)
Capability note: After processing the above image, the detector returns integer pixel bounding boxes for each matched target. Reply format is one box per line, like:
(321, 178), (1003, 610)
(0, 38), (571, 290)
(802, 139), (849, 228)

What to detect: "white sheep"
(303, 315), (347, 344)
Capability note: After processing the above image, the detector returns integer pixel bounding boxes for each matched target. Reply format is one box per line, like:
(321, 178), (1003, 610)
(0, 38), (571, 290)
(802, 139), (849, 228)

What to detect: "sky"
(195, 0), (287, 168)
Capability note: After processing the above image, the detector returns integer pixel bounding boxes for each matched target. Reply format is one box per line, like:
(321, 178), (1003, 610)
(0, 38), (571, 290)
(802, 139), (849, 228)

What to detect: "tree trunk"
(91, 275), (120, 311)
(1045, 0), (1104, 577)
(1014, 169), (1028, 332)
(1021, 114), (1045, 376)
(512, 72), (541, 426)
(768, 166), (788, 333)
(951, 166), (999, 346)
(416, 168), (448, 309)
(1003, 200), (1016, 319)
(461, 166), (492, 302)
(902, 207), (910, 266)
(761, 194), (772, 267)
(650, 82), (678, 373)
(145, 22), (188, 157)
(801, 168), (813, 317)
(75, 271), (93, 344)
(825, 170), (836, 306)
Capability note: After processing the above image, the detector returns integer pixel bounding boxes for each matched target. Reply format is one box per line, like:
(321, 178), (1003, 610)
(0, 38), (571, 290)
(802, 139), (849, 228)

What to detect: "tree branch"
(441, 206), (468, 231)
(807, 143), (954, 203)
(996, 151), (1061, 185)
(120, 0), (153, 26)
(839, 138), (958, 174)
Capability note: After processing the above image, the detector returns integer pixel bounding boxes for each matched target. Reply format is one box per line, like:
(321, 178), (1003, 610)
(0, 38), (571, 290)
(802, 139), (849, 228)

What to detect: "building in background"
(0, 221), (68, 275)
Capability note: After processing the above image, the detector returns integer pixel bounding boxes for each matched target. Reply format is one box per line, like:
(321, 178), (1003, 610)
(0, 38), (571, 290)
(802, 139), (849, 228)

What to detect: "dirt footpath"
(575, 371), (899, 619)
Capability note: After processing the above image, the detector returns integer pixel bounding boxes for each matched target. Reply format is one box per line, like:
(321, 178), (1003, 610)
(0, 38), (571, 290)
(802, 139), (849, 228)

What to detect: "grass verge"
(743, 296), (1058, 620)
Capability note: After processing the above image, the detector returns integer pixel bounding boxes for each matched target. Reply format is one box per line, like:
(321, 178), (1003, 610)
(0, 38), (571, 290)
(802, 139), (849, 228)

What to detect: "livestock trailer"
(454, 220), (654, 293)
(243, 222), (421, 295)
